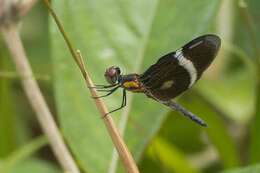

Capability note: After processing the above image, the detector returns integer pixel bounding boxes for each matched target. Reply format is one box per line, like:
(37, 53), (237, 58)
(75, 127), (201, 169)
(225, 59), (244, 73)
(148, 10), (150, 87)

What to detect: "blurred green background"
(0, 0), (260, 173)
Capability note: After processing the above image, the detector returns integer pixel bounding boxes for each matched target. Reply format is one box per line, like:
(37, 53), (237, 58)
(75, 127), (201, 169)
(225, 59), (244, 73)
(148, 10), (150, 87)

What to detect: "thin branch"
(78, 50), (140, 173)
(1, 24), (80, 173)
(42, 0), (140, 172)
(41, 0), (81, 69)
(1, 0), (80, 172)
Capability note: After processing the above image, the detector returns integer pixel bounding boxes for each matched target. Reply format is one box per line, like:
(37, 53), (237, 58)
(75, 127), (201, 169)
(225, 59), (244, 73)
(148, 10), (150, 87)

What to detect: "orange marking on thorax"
(123, 81), (139, 88)
(122, 80), (144, 92)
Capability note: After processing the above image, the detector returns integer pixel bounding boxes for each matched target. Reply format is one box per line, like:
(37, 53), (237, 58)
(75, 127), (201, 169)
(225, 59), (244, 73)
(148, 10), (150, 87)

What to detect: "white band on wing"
(175, 48), (197, 88)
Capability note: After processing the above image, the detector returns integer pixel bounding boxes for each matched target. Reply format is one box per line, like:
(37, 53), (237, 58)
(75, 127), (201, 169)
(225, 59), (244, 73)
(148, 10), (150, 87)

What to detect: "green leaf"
(146, 137), (200, 173)
(179, 91), (240, 168)
(238, 0), (260, 164)
(9, 158), (61, 173)
(250, 78), (260, 163)
(50, 1), (220, 172)
(229, 0), (260, 164)
(221, 164), (260, 173)
(158, 111), (205, 154)
(1, 136), (47, 173)
(0, 44), (16, 158)
(197, 71), (254, 123)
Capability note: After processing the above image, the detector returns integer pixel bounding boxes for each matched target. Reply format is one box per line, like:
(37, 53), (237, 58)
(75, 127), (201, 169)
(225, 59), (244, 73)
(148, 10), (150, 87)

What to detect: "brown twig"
(1, 24), (81, 173)
(76, 51), (140, 173)
(42, 0), (140, 172)
(1, 24), (80, 173)
(0, 1), (80, 172)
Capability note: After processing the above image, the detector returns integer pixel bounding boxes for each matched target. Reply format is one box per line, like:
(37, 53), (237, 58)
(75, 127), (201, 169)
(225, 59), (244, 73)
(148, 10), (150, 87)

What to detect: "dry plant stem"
(42, 0), (140, 172)
(42, 0), (81, 68)
(1, 24), (80, 173)
(76, 51), (140, 173)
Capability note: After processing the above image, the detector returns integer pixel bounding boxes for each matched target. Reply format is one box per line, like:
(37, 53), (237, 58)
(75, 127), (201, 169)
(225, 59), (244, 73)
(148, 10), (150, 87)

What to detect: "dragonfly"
(92, 34), (221, 127)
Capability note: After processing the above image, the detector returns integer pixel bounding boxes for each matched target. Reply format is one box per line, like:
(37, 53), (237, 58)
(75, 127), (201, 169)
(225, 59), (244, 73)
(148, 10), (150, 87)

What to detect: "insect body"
(120, 74), (144, 92)
(94, 34), (221, 126)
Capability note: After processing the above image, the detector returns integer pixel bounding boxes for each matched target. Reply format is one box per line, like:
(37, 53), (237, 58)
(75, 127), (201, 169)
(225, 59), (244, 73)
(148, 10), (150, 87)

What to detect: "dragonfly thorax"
(120, 74), (145, 92)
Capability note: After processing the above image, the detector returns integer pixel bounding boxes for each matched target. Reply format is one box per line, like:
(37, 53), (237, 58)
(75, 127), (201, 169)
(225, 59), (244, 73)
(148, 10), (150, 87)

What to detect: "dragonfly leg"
(95, 86), (119, 92)
(88, 84), (117, 89)
(103, 89), (127, 117)
(92, 86), (120, 99)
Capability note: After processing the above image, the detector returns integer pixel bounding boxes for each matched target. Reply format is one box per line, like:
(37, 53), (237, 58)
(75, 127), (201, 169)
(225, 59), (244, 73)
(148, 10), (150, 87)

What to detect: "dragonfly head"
(104, 66), (121, 85)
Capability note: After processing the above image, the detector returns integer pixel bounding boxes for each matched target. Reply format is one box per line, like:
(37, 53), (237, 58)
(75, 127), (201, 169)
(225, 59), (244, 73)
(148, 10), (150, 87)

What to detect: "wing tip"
(203, 34), (221, 51)
(184, 34), (221, 53)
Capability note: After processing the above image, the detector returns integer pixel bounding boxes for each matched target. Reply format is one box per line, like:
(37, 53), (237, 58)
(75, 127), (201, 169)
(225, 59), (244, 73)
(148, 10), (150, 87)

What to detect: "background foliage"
(0, 0), (259, 173)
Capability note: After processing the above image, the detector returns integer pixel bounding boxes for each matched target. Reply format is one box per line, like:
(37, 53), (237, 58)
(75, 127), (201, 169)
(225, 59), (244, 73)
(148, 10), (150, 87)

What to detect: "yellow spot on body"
(123, 81), (139, 88)
(160, 80), (174, 90)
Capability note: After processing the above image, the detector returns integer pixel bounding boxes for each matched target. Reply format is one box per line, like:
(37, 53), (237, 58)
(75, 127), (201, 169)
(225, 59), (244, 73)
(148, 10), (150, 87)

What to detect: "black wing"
(140, 34), (221, 101)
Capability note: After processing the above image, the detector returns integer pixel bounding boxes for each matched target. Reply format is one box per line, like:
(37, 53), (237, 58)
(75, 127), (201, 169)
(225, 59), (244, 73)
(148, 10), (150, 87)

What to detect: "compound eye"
(115, 67), (121, 75)
(105, 74), (116, 85)
(104, 66), (119, 85)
